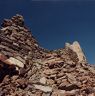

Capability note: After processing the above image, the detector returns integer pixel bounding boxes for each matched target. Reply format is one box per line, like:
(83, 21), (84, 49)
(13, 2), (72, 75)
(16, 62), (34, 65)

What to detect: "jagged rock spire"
(0, 14), (43, 71)
(65, 41), (87, 63)
(1, 14), (24, 27)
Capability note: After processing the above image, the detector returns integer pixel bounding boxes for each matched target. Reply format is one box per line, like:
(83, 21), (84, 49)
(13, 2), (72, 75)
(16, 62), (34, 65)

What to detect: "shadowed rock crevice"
(0, 61), (18, 83)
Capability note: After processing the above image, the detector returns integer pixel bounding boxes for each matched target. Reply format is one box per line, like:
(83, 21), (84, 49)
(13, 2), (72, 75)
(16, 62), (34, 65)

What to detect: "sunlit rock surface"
(0, 15), (95, 96)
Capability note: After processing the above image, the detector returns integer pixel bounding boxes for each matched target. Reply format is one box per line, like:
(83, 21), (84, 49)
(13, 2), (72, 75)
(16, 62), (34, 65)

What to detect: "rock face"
(0, 15), (95, 96)
(65, 41), (87, 63)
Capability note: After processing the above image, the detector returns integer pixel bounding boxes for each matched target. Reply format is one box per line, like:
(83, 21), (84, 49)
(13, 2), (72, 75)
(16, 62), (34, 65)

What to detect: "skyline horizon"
(0, 0), (95, 64)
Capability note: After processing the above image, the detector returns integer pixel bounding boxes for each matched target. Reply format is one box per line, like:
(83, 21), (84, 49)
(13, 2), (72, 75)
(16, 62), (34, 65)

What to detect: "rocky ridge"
(0, 15), (95, 96)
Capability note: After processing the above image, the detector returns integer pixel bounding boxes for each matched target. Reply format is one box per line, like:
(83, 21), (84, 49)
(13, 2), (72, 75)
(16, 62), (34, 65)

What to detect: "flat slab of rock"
(34, 84), (52, 93)
(4, 57), (24, 68)
(40, 77), (47, 84)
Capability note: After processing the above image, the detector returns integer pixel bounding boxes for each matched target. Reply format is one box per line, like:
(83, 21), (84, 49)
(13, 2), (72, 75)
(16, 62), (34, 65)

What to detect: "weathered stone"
(57, 73), (65, 78)
(88, 93), (95, 96)
(42, 93), (51, 96)
(43, 69), (58, 75)
(34, 84), (52, 92)
(11, 14), (24, 27)
(4, 57), (24, 68)
(11, 75), (18, 81)
(40, 77), (47, 84)
(58, 80), (70, 90)
(15, 56), (25, 64)
(1, 51), (13, 57)
(46, 79), (55, 85)
(16, 78), (28, 89)
(1, 19), (12, 27)
(0, 15), (95, 96)
(59, 83), (80, 91)
(51, 90), (66, 96)
(65, 41), (87, 63)
(0, 53), (7, 61)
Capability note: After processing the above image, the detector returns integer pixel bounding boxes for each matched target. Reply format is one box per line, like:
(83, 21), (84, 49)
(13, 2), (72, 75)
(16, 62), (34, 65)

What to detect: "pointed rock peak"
(1, 14), (24, 27)
(0, 14), (41, 59)
(65, 41), (87, 63)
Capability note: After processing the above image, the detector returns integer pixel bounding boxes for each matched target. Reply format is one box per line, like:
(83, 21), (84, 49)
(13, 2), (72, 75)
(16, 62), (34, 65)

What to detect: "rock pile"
(0, 15), (95, 96)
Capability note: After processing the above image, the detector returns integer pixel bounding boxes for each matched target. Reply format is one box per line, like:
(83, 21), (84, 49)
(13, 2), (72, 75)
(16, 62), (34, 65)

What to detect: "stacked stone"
(0, 15), (49, 96)
(1, 14), (24, 27)
(0, 14), (38, 57)
(0, 14), (47, 71)
(33, 52), (95, 95)
(1, 15), (95, 96)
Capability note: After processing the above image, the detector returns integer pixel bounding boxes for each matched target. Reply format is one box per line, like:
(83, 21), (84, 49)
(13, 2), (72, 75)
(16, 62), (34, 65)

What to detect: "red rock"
(0, 14), (94, 95)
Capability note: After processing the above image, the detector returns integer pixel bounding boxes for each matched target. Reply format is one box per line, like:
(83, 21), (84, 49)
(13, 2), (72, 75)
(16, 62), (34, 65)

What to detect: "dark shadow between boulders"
(0, 61), (18, 82)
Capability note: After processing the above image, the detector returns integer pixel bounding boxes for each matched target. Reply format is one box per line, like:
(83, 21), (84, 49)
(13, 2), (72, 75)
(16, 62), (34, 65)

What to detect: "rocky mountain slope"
(0, 15), (95, 96)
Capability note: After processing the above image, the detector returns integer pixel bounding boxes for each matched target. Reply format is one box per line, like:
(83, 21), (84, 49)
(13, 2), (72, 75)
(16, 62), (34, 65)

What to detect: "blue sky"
(0, 0), (95, 64)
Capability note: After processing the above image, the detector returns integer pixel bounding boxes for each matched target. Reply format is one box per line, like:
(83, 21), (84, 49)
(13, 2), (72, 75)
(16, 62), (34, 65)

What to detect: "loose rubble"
(0, 14), (95, 96)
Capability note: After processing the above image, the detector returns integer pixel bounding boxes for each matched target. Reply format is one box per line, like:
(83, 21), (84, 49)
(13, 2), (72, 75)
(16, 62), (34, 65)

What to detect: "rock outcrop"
(65, 41), (87, 63)
(0, 15), (95, 96)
